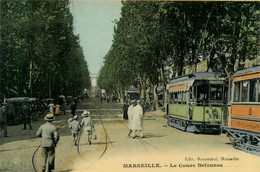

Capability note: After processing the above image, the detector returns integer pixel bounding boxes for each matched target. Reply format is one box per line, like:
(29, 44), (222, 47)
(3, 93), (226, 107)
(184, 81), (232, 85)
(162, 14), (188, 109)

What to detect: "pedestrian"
(68, 115), (80, 146)
(48, 102), (55, 114)
(0, 103), (8, 137)
(122, 101), (129, 120)
(63, 100), (67, 115)
(6, 102), (15, 125)
(36, 114), (59, 172)
(21, 102), (32, 130)
(54, 104), (60, 115)
(80, 110), (95, 145)
(36, 113), (59, 172)
(127, 99), (144, 139)
(38, 99), (45, 118)
(70, 101), (77, 116)
(127, 100), (134, 137)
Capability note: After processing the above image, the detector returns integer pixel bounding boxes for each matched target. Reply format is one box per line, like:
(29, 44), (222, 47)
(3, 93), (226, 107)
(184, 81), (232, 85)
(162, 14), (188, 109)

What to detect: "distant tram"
(166, 72), (227, 134)
(225, 66), (260, 156)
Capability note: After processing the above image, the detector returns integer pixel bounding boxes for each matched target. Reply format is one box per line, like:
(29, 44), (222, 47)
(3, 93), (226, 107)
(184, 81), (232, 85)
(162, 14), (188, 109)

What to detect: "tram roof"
(234, 65), (260, 76)
(6, 97), (29, 102)
(169, 72), (224, 83)
(167, 72), (224, 92)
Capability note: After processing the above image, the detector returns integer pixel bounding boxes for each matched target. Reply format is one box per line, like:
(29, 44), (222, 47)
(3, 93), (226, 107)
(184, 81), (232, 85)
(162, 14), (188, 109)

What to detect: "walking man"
(68, 115), (80, 146)
(127, 99), (144, 139)
(70, 101), (77, 116)
(21, 102), (32, 130)
(6, 102), (15, 125)
(0, 103), (8, 137)
(122, 101), (129, 120)
(80, 110), (95, 145)
(36, 114), (59, 172)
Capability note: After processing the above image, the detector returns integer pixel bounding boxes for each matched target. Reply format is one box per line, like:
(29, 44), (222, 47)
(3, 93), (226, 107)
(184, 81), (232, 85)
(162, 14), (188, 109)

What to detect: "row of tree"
(97, 1), (259, 106)
(0, 0), (91, 101)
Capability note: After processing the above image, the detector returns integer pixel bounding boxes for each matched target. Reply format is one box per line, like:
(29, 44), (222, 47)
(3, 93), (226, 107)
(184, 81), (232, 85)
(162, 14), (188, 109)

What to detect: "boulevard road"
(0, 98), (259, 172)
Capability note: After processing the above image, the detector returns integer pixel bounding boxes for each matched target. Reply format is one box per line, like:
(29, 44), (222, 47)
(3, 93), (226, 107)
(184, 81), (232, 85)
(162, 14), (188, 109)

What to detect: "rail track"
(32, 119), (68, 172)
(32, 99), (160, 172)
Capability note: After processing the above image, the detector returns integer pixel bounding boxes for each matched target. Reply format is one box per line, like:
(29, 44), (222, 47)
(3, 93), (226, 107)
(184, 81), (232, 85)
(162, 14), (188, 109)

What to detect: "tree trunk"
(48, 74), (52, 98)
(140, 74), (146, 100)
(153, 84), (159, 109)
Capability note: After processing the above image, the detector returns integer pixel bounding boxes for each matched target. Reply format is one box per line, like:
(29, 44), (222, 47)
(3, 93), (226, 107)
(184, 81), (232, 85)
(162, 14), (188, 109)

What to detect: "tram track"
(75, 106), (113, 163)
(106, 109), (161, 152)
(32, 119), (68, 172)
(32, 99), (160, 172)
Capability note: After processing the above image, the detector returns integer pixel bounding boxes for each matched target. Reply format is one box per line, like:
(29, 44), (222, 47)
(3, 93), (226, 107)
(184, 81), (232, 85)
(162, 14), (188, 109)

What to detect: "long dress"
(55, 104), (60, 115)
(127, 104), (143, 130)
(48, 103), (54, 114)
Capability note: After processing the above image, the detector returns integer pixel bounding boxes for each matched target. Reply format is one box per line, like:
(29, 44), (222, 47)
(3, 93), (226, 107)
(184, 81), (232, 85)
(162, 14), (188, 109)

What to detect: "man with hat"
(21, 102), (32, 130)
(36, 114), (59, 172)
(80, 110), (95, 145)
(68, 115), (80, 146)
(122, 101), (130, 120)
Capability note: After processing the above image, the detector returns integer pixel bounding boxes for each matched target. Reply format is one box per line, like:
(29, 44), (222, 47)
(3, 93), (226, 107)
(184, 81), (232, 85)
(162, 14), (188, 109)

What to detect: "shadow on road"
(80, 141), (115, 146)
(0, 145), (39, 152)
(143, 133), (166, 138)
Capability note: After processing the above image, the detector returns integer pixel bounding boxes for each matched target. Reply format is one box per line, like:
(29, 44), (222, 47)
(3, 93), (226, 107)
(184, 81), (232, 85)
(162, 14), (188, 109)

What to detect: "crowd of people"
(36, 109), (95, 172)
(1, 94), (146, 171)
(0, 96), (82, 137)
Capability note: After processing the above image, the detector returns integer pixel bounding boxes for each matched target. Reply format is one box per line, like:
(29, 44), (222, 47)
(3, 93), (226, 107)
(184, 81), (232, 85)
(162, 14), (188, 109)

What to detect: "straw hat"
(131, 99), (137, 103)
(44, 114), (55, 121)
(82, 110), (90, 117)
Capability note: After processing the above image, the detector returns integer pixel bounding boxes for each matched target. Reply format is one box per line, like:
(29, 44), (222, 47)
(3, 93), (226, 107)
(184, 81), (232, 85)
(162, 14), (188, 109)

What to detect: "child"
(80, 110), (95, 145)
(68, 115), (80, 146)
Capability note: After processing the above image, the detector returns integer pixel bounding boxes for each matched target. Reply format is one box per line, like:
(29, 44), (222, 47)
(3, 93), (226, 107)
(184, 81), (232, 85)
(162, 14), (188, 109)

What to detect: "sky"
(70, 0), (122, 75)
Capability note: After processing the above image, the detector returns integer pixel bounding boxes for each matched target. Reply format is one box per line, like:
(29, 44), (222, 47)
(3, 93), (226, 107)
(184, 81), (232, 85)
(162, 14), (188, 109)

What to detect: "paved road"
(0, 98), (259, 172)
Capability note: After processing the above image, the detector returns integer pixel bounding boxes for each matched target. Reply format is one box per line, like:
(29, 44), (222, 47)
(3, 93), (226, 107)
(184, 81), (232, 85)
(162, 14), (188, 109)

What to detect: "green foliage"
(0, 0), (91, 100)
(98, 1), (259, 97)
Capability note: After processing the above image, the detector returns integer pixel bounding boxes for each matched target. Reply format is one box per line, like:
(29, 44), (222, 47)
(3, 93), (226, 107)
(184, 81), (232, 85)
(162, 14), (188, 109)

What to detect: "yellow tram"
(225, 65), (260, 156)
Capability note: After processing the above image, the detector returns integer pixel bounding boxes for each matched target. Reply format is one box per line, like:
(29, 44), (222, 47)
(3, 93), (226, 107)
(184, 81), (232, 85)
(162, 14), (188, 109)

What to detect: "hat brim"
(44, 117), (55, 121)
(82, 114), (88, 117)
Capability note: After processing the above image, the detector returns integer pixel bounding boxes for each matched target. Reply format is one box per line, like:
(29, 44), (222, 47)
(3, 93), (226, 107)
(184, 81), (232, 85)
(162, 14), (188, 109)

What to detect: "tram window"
(177, 92), (182, 103)
(182, 92), (186, 104)
(174, 93), (178, 103)
(241, 81), (249, 102)
(210, 85), (222, 100)
(233, 82), (240, 102)
(197, 85), (209, 103)
(189, 88), (193, 100)
(249, 79), (257, 102)
(258, 79), (260, 102)
(169, 93), (172, 103)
